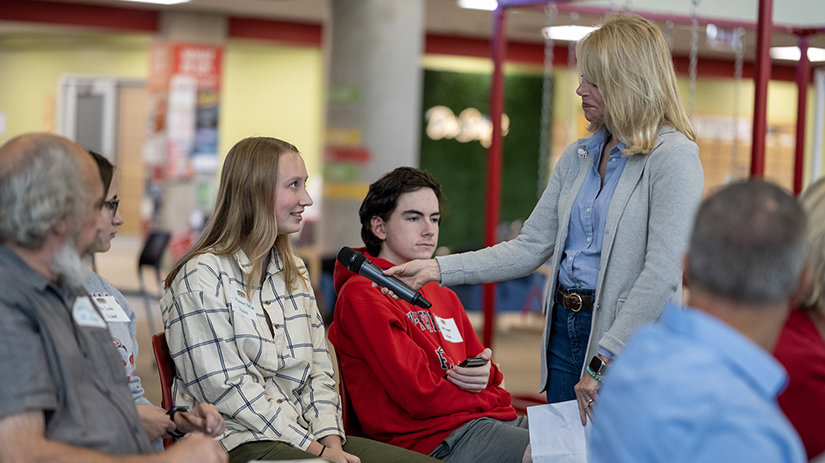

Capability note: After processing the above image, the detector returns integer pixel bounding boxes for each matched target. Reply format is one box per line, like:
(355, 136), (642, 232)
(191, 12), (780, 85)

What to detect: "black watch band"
(588, 355), (609, 376)
(166, 406), (188, 439)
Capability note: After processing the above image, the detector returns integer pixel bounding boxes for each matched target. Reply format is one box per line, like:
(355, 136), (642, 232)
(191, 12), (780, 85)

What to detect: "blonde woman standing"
(385, 14), (704, 424)
(162, 137), (438, 463)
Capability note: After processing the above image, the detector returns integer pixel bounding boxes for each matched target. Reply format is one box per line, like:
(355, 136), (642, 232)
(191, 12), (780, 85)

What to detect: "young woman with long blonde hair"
(162, 137), (438, 463)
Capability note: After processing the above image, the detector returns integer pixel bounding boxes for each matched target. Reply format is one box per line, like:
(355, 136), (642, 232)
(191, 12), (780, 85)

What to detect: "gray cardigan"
(436, 126), (704, 392)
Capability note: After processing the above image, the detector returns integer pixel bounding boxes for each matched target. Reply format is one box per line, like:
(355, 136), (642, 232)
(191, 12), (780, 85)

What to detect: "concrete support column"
(321, 0), (426, 253)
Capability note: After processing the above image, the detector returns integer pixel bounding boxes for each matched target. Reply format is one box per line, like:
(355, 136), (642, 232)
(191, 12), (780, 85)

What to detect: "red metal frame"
(481, 5), (508, 348)
(750, 0), (774, 178)
(794, 34), (812, 195)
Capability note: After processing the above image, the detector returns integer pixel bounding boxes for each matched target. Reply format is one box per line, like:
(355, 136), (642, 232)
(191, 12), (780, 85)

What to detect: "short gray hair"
(688, 180), (806, 305)
(0, 139), (87, 248)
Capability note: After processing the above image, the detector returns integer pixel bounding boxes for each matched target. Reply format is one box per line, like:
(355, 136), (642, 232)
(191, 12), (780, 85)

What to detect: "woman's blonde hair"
(164, 137), (307, 294)
(577, 14), (695, 155)
(799, 177), (825, 315)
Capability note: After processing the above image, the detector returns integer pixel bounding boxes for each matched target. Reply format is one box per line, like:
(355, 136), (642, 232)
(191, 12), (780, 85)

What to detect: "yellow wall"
(0, 35), (326, 180)
(0, 34), (150, 145)
(220, 40), (325, 178)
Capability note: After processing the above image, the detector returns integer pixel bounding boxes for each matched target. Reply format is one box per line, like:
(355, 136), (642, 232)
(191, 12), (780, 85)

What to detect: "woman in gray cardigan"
(385, 14), (704, 425)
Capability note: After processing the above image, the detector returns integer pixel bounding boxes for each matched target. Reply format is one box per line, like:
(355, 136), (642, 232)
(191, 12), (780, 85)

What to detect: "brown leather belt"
(555, 287), (594, 312)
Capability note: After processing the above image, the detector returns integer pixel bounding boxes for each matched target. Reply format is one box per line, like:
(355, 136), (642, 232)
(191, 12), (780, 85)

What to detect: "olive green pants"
(228, 437), (439, 463)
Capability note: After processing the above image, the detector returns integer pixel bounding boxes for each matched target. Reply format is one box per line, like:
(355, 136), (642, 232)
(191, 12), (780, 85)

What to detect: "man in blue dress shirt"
(591, 180), (808, 463)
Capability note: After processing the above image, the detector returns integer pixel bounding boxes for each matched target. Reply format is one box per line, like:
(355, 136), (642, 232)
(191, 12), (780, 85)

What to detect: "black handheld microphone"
(337, 247), (432, 309)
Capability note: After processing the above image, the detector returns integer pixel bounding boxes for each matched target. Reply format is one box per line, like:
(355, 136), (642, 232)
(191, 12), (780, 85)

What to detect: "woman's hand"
(136, 405), (176, 441)
(378, 259), (442, 297)
(574, 355), (609, 426)
(174, 403), (226, 437)
(316, 435), (360, 463)
(446, 348), (493, 393)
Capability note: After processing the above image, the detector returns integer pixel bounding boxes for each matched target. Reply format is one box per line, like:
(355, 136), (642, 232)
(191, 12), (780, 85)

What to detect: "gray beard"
(50, 239), (91, 289)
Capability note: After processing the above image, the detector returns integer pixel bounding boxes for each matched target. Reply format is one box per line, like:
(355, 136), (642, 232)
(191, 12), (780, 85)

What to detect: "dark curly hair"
(359, 167), (442, 257)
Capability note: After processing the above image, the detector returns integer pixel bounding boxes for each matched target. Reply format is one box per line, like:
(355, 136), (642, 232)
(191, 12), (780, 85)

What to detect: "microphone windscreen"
(337, 247), (365, 272)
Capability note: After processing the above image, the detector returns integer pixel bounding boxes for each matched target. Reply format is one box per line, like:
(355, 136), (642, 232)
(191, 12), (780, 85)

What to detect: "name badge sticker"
(73, 297), (107, 329)
(433, 315), (463, 343)
(230, 285), (257, 320)
(92, 295), (130, 322)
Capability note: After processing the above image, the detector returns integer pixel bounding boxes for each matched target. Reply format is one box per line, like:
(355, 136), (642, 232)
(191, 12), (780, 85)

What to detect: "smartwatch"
(588, 356), (609, 376)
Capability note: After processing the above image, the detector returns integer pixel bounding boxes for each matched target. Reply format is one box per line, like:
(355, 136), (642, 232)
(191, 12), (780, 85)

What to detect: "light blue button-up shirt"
(558, 128), (628, 289)
(590, 304), (806, 463)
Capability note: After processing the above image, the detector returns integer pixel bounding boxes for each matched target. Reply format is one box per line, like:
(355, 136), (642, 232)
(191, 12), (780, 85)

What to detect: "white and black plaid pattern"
(161, 249), (343, 452)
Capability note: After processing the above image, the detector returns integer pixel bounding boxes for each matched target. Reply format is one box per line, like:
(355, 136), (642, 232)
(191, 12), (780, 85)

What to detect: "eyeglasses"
(104, 198), (120, 216)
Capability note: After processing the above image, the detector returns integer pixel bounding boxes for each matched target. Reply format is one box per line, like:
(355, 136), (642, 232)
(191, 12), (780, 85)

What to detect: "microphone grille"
(336, 247), (365, 271)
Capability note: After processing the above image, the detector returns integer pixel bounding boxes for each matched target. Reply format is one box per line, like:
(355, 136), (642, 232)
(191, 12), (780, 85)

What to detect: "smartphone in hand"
(458, 357), (489, 368)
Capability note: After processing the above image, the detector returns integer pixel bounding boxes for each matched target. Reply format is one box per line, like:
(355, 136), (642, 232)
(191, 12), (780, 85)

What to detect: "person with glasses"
(84, 151), (225, 451)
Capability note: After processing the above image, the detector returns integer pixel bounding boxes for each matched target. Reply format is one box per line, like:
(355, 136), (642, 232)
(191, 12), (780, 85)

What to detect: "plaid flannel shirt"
(161, 249), (343, 452)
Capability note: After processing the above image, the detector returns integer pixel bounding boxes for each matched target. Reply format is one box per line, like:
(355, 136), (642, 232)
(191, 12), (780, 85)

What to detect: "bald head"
(0, 133), (104, 252)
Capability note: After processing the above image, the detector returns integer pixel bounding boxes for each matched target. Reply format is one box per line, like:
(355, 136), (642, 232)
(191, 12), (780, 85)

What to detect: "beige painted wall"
(0, 34), (151, 145)
(219, 40), (325, 178)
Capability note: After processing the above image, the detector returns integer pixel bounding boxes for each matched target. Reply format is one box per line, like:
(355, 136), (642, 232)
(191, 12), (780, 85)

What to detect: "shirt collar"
(579, 128), (626, 165)
(0, 244), (80, 304)
(233, 247), (282, 278)
(660, 303), (788, 398)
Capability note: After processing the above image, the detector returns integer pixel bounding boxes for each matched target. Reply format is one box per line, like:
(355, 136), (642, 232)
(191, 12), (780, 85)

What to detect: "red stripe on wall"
(228, 17), (322, 46)
(425, 33), (799, 82)
(0, 0), (158, 32)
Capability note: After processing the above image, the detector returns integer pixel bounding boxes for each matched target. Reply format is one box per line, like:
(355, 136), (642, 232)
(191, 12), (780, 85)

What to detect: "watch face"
(589, 356), (606, 375)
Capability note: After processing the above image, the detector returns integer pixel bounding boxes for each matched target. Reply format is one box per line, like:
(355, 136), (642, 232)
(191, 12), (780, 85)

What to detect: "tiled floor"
(98, 235), (545, 408)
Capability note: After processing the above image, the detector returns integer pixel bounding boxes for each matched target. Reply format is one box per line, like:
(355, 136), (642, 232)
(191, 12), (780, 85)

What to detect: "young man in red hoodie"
(328, 167), (531, 463)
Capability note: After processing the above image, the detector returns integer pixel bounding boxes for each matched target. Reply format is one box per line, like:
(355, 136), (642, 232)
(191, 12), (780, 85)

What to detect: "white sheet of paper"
(527, 400), (591, 463)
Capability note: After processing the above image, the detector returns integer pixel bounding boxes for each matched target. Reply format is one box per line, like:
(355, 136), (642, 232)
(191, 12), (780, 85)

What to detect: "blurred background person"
(775, 176), (825, 461)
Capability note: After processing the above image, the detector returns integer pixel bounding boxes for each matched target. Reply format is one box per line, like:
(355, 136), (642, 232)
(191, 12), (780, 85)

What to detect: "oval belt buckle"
(570, 293), (583, 312)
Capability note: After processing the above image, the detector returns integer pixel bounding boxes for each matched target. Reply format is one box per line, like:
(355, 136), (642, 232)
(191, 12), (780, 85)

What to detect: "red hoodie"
(328, 249), (517, 455)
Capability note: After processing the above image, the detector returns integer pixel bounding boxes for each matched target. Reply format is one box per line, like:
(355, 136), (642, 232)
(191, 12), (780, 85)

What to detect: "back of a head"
(688, 180), (806, 306)
(0, 134), (85, 249)
(359, 167), (442, 257)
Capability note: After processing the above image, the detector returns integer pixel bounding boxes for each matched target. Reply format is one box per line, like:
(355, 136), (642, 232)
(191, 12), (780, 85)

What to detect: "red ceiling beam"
(228, 17), (322, 46)
(0, 0), (158, 32)
(424, 34), (800, 82)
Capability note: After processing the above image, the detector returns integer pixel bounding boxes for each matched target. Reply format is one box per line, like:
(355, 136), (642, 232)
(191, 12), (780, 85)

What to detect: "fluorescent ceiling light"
(119, 0), (190, 5)
(458, 0), (497, 11)
(542, 25), (597, 42)
(770, 46), (825, 62)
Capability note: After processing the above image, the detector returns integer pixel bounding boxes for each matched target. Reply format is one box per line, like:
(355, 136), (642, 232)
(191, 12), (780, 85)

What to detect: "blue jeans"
(545, 288), (594, 403)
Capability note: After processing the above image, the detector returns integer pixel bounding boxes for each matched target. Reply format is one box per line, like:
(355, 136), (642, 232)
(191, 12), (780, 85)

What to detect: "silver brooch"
(577, 146), (588, 158)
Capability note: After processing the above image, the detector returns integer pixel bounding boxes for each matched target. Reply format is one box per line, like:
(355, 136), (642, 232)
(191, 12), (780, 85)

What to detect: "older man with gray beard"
(0, 133), (227, 463)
